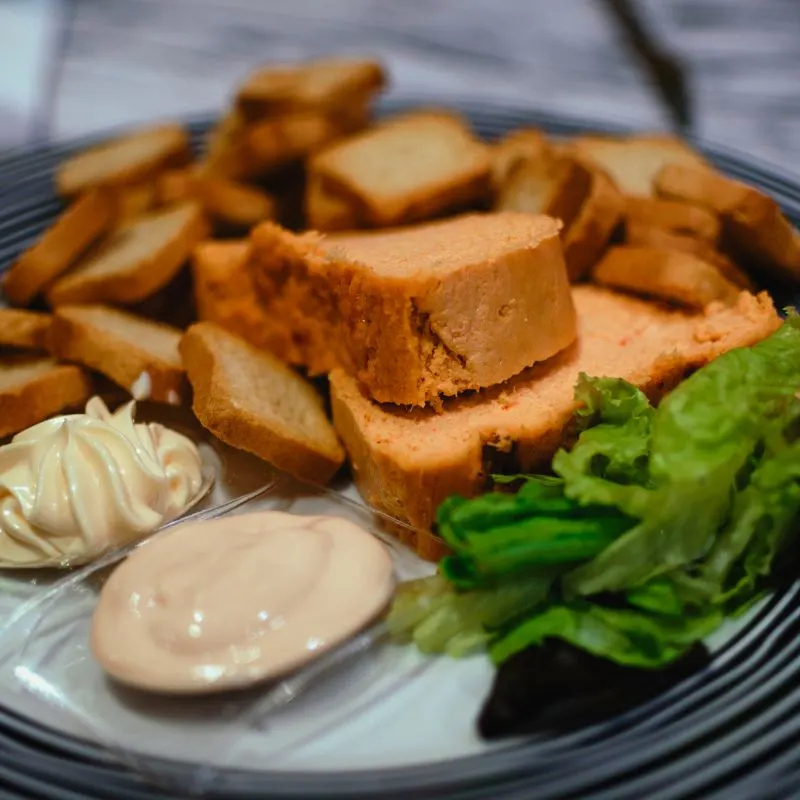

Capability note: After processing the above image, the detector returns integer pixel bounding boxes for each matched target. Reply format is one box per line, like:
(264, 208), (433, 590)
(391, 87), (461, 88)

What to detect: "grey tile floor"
(1, 0), (799, 174)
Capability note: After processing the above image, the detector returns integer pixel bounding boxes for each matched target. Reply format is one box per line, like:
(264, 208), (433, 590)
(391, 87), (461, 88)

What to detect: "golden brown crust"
(0, 359), (93, 438)
(592, 246), (742, 309)
(114, 181), (160, 226)
(46, 203), (210, 307)
(624, 196), (721, 242)
(330, 286), (781, 555)
(49, 305), (186, 403)
(55, 124), (191, 198)
(623, 223), (755, 291)
(3, 188), (117, 305)
(565, 134), (707, 196)
(158, 171), (277, 231)
(490, 127), (550, 189)
(562, 166), (625, 281)
(180, 322), (345, 485)
(307, 111), (493, 229)
(235, 57), (386, 120)
(654, 163), (800, 282)
(0, 309), (52, 350)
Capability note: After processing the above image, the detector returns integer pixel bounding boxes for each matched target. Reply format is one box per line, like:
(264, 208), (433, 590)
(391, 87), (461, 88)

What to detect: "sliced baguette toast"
(0, 310), (52, 351)
(158, 171), (277, 231)
(235, 57), (386, 120)
(49, 305), (185, 403)
(561, 165), (626, 281)
(180, 322), (345, 484)
(330, 286), (780, 550)
(566, 134), (707, 196)
(592, 246), (742, 309)
(3, 188), (117, 305)
(491, 127), (549, 188)
(624, 196), (721, 242)
(115, 182), (159, 225)
(0, 357), (93, 438)
(624, 223), (755, 290)
(55, 124), (191, 198)
(495, 154), (591, 227)
(47, 202), (210, 307)
(307, 111), (492, 229)
(654, 164), (800, 282)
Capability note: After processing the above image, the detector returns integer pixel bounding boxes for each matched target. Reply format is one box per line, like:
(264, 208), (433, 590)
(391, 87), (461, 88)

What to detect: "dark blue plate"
(0, 101), (798, 800)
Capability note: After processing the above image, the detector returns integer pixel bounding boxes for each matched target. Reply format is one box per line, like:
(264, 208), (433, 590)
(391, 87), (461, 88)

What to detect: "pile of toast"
(2, 56), (797, 560)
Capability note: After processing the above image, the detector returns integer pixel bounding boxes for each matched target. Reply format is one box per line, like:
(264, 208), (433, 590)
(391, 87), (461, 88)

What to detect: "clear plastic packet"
(0, 399), (274, 641)
(0, 468), (439, 796)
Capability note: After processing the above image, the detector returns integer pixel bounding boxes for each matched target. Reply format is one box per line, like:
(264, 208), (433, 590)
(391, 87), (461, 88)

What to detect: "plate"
(0, 101), (798, 800)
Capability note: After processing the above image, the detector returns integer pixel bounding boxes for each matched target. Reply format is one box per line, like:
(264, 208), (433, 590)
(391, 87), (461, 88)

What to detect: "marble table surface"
(0, 0), (799, 177)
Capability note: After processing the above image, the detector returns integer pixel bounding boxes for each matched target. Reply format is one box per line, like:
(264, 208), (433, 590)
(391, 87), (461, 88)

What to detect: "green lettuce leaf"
(489, 602), (723, 668)
(564, 317), (800, 597)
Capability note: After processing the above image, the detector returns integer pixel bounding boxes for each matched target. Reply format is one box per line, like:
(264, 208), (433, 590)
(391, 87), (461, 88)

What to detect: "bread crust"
(49, 305), (186, 403)
(55, 124), (191, 197)
(592, 246), (741, 309)
(566, 134), (707, 197)
(0, 310), (52, 350)
(180, 323), (345, 485)
(624, 196), (721, 242)
(562, 166), (625, 281)
(235, 57), (386, 120)
(624, 223), (755, 290)
(0, 359), (93, 438)
(307, 111), (492, 229)
(655, 163), (800, 282)
(4, 188), (117, 305)
(46, 202), (210, 307)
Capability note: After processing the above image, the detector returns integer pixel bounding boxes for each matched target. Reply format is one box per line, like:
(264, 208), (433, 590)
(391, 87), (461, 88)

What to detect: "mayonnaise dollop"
(0, 397), (205, 568)
(91, 511), (395, 694)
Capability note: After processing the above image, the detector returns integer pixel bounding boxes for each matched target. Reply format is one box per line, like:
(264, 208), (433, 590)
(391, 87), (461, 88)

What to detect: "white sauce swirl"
(0, 397), (205, 568)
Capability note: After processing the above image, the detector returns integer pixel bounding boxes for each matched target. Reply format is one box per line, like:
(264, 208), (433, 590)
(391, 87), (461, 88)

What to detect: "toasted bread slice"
(236, 57), (386, 120)
(566, 134), (707, 196)
(55, 124), (191, 198)
(115, 182), (159, 225)
(330, 287), (780, 546)
(592, 246), (742, 309)
(47, 202), (210, 307)
(655, 164), (800, 282)
(3, 188), (117, 305)
(245, 108), (367, 171)
(49, 305), (185, 403)
(624, 196), (720, 242)
(0, 357), (93, 438)
(307, 111), (492, 229)
(199, 111), (254, 180)
(491, 128), (550, 188)
(624, 223), (755, 290)
(0, 309), (52, 351)
(158, 171), (277, 231)
(180, 322), (345, 484)
(561, 165), (626, 281)
(495, 154), (591, 227)
(304, 172), (362, 231)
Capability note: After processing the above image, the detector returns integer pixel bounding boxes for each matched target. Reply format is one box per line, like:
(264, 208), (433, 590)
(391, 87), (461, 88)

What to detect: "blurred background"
(0, 0), (799, 170)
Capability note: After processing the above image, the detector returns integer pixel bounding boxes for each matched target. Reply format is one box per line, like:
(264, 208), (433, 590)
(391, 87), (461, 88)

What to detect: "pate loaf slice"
(330, 286), (781, 559)
(249, 212), (578, 406)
